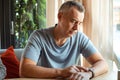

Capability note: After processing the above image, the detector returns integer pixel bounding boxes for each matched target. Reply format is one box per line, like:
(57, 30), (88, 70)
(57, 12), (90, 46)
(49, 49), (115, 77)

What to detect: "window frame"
(113, 0), (120, 69)
(0, 0), (13, 49)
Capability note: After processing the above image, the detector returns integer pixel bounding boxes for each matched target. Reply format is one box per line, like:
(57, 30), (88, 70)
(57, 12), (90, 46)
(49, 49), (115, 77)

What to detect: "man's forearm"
(90, 60), (108, 78)
(20, 64), (62, 78)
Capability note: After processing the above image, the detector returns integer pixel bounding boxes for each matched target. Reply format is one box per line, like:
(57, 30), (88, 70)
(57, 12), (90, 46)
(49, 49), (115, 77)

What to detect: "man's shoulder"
(31, 27), (53, 35)
(72, 31), (89, 42)
(29, 27), (54, 40)
(75, 31), (87, 38)
(35, 27), (54, 33)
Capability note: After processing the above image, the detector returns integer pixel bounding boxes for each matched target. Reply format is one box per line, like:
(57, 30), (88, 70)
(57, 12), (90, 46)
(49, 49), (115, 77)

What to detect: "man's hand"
(60, 66), (89, 78)
(68, 71), (92, 80)
(66, 66), (92, 80)
(60, 66), (80, 78)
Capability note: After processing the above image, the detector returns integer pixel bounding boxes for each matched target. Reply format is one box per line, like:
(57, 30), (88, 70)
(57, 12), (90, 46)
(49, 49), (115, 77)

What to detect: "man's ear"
(58, 12), (63, 21)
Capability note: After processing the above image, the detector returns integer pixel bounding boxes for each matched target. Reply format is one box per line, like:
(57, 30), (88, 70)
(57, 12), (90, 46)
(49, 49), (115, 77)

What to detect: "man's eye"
(79, 22), (82, 25)
(71, 20), (76, 24)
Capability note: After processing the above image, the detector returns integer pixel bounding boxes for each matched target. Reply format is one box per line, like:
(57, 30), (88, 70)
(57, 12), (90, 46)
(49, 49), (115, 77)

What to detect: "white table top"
(92, 60), (118, 80)
(5, 70), (118, 80)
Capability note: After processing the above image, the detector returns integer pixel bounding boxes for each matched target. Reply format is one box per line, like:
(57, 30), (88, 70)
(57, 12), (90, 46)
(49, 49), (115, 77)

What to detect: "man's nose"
(73, 24), (79, 30)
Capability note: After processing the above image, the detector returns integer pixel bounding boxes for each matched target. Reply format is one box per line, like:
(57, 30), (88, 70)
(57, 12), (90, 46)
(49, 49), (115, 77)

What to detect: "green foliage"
(14, 0), (46, 48)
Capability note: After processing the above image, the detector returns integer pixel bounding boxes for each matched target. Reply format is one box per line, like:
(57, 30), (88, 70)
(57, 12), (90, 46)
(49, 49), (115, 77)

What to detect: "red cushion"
(1, 46), (20, 78)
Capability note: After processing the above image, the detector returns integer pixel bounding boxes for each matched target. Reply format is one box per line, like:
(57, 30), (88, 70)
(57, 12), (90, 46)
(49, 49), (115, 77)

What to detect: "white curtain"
(80, 0), (113, 67)
(83, 0), (113, 59)
(46, 0), (66, 27)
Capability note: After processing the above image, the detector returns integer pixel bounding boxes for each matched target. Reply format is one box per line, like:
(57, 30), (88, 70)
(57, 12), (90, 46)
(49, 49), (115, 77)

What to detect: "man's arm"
(19, 58), (81, 78)
(68, 53), (108, 80)
(86, 53), (108, 78)
(19, 58), (62, 78)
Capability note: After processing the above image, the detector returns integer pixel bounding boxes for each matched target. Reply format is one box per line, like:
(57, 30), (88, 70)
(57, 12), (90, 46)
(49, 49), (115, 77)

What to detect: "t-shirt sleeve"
(23, 30), (42, 63)
(79, 33), (98, 58)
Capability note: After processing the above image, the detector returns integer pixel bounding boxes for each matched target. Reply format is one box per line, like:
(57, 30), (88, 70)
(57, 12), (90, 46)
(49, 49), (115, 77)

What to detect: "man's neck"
(53, 24), (67, 46)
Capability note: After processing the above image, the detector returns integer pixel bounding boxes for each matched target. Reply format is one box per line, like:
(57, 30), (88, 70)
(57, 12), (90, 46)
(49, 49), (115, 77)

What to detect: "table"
(5, 79), (62, 80)
(5, 70), (118, 80)
(92, 60), (118, 80)
(5, 60), (118, 80)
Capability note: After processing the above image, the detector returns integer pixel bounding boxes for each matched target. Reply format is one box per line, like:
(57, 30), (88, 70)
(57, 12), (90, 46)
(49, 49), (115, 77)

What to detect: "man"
(0, 57), (6, 79)
(20, 1), (108, 80)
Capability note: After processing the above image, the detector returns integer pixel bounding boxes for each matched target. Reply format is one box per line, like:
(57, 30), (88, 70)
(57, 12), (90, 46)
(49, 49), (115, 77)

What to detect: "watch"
(88, 68), (94, 79)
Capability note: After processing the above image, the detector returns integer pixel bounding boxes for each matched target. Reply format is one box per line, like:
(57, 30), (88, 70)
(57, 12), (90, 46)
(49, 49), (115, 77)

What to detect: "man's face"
(58, 7), (84, 37)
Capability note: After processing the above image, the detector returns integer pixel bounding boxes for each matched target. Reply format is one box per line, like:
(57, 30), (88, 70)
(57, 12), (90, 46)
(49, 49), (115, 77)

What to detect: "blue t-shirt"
(23, 27), (98, 68)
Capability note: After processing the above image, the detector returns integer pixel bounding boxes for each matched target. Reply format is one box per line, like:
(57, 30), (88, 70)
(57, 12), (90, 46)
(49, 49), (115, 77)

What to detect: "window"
(113, 0), (120, 57)
(13, 0), (46, 48)
(113, 0), (120, 69)
(0, 0), (46, 49)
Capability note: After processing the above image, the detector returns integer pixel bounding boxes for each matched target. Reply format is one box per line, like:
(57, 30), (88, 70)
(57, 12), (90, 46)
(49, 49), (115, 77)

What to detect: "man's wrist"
(56, 69), (63, 78)
(88, 68), (94, 79)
